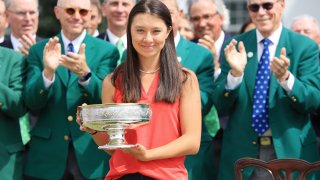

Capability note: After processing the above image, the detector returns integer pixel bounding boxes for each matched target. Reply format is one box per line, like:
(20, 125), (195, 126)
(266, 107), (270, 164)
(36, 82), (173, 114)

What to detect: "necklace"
(139, 67), (160, 74)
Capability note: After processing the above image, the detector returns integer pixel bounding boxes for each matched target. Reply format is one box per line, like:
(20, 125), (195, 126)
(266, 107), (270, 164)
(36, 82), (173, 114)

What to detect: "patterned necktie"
(116, 39), (125, 66)
(67, 42), (74, 53)
(67, 42), (74, 76)
(252, 38), (271, 136)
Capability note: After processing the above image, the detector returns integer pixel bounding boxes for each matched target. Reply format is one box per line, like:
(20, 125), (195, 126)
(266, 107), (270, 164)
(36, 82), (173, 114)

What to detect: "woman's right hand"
(76, 104), (114, 155)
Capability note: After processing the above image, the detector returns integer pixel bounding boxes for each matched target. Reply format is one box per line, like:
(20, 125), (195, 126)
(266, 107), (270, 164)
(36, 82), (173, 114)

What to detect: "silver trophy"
(78, 103), (151, 150)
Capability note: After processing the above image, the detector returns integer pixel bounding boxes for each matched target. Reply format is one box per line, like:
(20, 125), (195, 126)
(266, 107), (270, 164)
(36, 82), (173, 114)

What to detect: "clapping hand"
(18, 33), (36, 56)
(76, 104), (97, 135)
(224, 39), (247, 77)
(59, 43), (90, 77)
(43, 37), (61, 80)
(198, 35), (220, 70)
(270, 48), (290, 82)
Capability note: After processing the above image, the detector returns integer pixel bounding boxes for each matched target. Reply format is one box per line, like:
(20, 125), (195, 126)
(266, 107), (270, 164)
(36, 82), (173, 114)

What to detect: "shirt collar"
(215, 30), (225, 59)
(93, 29), (99, 37)
(174, 31), (181, 47)
(10, 33), (36, 51)
(0, 36), (4, 43)
(61, 30), (87, 54)
(106, 29), (127, 48)
(256, 24), (283, 45)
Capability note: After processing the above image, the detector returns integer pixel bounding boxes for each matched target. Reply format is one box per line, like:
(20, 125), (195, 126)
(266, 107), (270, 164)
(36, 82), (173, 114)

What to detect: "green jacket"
(176, 36), (217, 142)
(24, 33), (119, 179)
(0, 47), (26, 180)
(213, 28), (320, 180)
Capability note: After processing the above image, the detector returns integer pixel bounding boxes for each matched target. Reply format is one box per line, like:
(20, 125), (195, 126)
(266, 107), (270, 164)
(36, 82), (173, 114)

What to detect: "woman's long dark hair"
(112, 0), (186, 103)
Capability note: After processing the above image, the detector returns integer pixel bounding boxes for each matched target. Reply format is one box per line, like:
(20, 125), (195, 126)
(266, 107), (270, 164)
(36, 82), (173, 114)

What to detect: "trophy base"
(98, 144), (136, 150)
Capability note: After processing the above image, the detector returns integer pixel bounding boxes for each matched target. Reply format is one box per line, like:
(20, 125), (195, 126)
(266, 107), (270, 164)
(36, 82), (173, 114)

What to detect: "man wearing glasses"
(24, 0), (118, 179)
(188, 0), (231, 71)
(213, 0), (320, 179)
(2, 0), (41, 56)
(0, 0), (7, 46)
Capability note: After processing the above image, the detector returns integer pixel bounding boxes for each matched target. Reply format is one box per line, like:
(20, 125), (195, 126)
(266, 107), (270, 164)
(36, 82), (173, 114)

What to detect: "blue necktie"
(252, 38), (271, 136)
(67, 43), (74, 76)
(67, 42), (74, 53)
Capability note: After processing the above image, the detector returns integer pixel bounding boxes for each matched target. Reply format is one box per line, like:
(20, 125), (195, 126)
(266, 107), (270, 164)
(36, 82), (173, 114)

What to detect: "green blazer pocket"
(30, 127), (52, 139)
(5, 142), (25, 154)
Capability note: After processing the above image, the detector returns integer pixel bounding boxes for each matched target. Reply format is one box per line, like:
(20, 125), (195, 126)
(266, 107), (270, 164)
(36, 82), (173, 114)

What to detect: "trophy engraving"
(78, 103), (151, 150)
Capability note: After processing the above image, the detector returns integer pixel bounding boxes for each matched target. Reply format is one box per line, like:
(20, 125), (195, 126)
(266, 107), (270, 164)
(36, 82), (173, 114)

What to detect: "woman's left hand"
(121, 144), (150, 161)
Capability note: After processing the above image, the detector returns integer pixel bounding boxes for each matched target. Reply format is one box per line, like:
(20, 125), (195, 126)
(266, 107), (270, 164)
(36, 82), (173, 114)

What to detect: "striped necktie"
(116, 39), (125, 66)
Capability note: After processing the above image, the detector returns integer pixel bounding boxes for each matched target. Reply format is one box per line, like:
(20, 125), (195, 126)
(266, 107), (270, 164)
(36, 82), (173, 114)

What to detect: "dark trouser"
(61, 144), (87, 180)
(119, 173), (154, 180)
(212, 128), (223, 179)
(249, 139), (277, 180)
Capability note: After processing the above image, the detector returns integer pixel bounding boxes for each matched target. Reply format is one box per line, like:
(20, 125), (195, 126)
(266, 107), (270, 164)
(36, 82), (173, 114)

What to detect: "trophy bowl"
(78, 103), (151, 150)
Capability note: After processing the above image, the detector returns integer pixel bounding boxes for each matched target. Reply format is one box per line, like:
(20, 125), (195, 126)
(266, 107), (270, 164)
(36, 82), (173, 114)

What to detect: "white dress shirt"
(10, 33), (36, 51)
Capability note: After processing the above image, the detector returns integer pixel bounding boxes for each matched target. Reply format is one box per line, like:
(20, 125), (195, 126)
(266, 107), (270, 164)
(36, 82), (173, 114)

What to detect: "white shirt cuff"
(278, 72), (294, 94)
(42, 71), (55, 89)
(226, 71), (243, 90)
(78, 78), (91, 87)
(214, 68), (221, 81)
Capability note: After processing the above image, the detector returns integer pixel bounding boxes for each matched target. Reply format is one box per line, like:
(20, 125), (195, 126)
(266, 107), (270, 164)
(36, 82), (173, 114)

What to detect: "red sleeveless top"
(105, 72), (187, 180)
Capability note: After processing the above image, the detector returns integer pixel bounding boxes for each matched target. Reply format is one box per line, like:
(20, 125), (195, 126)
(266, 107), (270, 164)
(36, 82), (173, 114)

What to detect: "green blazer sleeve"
(24, 40), (49, 111)
(0, 47), (25, 180)
(0, 47), (26, 118)
(283, 31), (320, 112)
(212, 37), (241, 116)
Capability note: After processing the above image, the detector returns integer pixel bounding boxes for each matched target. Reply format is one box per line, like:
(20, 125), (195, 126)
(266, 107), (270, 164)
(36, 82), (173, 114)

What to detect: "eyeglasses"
(7, 10), (38, 18)
(248, 0), (280, 13)
(58, 6), (90, 16)
(190, 13), (219, 23)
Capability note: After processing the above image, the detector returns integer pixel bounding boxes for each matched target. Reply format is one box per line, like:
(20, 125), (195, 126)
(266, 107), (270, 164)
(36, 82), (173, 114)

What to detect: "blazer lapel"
(0, 48), (3, 73)
(244, 31), (259, 103)
(269, 28), (292, 106)
(2, 36), (14, 49)
(56, 34), (68, 87)
(176, 37), (190, 64)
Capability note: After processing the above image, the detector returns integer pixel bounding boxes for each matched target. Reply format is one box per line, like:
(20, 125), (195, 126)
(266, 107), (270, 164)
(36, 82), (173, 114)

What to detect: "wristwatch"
(79, 72), (92, 82)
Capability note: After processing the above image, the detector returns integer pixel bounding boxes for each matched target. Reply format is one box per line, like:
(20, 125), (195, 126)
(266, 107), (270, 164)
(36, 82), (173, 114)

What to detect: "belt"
(258, 136), (273, 146)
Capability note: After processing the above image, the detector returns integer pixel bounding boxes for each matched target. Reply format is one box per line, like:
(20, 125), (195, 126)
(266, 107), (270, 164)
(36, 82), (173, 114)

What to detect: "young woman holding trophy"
(78, 0), (201, 179)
